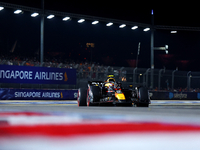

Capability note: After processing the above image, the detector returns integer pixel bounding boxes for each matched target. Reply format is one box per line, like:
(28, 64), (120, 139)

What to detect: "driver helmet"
(106, 75), (115, 83)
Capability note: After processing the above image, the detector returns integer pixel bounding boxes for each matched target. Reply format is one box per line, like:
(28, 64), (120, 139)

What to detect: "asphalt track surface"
(1, 100), (200, 112)
(1, 100), (200, 124)
(1, 100), (200, 150)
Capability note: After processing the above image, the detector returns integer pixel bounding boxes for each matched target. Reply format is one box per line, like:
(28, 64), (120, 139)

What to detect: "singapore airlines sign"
(0, 65), (76, 84)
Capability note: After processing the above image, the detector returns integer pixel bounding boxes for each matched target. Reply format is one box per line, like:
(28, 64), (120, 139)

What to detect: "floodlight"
(0, 7), (4, 11)
(143, 28), (150, 31)
(31, 13), (39, 17)
(131, 26), (138, 30)
(14, 10), (22, 14)
(151, 9), (154, 15)
(171, 31), (177, 33)
(106, 22), (113, 26)
(63, 17), (70, 21)
(119, 24), (126, 28)
(47, 15), (54, 19)
(92, 21), (99, 25)
(78, 19), (85, 23)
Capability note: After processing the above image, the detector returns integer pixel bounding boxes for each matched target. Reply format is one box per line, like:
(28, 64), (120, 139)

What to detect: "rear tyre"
(87, 86), (101, 106)
(77, 88), (87, 106)
(136, 87), (149, 107)
(138, 87), (149, 101)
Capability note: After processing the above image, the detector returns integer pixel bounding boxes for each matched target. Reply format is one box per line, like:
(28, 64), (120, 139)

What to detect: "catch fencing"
(77, 66), (200, 92)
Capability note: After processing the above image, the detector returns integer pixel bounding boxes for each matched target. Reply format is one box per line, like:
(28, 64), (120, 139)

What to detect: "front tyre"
(77, 88), (87, 106)
(135, 103), (149, 107)
(87, 86), (101, 106)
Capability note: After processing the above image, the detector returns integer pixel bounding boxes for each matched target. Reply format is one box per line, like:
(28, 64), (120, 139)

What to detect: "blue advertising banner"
(1, 88), (200, 100)
(149, 91), (200, 100)
(0, 88), (78, 100)
(0, 65), (76, 84)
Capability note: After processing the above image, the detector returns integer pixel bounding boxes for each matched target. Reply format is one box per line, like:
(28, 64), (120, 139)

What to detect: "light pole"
(150, 10), (154, 89)
(136, 42), (140, 69)
(133, 42), (140, 85)
(133, 42), (141, 86)
(133, 67), (137, 85)
(143, 68), (150, 87)
(40, 0), (44, 65)
(146, 68), (151, 88)
(187, 71), (191, 91)
(150, 10), (169, 89)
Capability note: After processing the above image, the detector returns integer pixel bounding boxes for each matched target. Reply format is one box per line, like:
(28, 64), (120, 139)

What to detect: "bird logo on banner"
(64, 72), (68, 82)
(61, 92), (63, 98)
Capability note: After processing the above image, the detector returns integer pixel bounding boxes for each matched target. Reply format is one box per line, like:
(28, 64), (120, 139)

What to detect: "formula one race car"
(77, 75), (150, 107)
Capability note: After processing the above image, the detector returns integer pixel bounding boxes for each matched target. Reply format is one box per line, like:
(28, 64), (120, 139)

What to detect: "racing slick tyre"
(136, 87), (149, 107)
(77, 88), (87, 106)
(135, 103), (149, 107)
(87, 86), (101, 106)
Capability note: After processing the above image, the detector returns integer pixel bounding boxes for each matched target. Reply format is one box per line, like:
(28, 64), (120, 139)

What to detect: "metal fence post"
(120, 67), (124, 81)
(187, 71), (191, 91)
(172, 68), (178, 90)
(90, 64), (94, 79)
(143, 72), (146, 87)
(158, 68), (165, 90)
(133, 67), (137, 85)
(146, 68), (150, 88)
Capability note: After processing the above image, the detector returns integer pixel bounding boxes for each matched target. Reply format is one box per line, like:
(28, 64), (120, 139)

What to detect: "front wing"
(91, 96), (133, 106)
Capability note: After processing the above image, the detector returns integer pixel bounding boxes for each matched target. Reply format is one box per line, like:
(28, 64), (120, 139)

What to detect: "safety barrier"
(0, 65), (76, 85)
(149, 91), (200, 100)
(1, 88), (200, 100)
(0, 88), (78, 100)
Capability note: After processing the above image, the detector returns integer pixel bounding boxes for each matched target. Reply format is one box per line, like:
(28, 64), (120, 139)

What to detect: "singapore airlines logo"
(64, 72), (68, 81)
(61, 92), (63, 98)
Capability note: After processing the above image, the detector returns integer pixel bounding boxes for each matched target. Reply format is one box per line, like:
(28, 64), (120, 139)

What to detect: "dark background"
(0, 0), (200, 71)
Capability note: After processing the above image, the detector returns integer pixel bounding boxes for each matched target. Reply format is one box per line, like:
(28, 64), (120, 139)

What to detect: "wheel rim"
(87, 89), (94, 106)
(77, 89), (80, 106)
(87, 89), (90, 106)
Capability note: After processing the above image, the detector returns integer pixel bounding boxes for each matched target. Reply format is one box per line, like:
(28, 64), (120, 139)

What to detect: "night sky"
(0, 1), (200, 71)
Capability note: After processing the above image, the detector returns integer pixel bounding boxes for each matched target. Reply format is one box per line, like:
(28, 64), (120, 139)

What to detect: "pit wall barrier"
(0, 88), (78, 100)
(0, 88), (200, 100)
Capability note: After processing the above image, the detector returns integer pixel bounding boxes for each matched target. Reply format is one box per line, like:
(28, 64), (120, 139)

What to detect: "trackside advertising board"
(0, 65), (76, 84)
(0, 88), (78, 100)
(149, 91), (200, 100)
